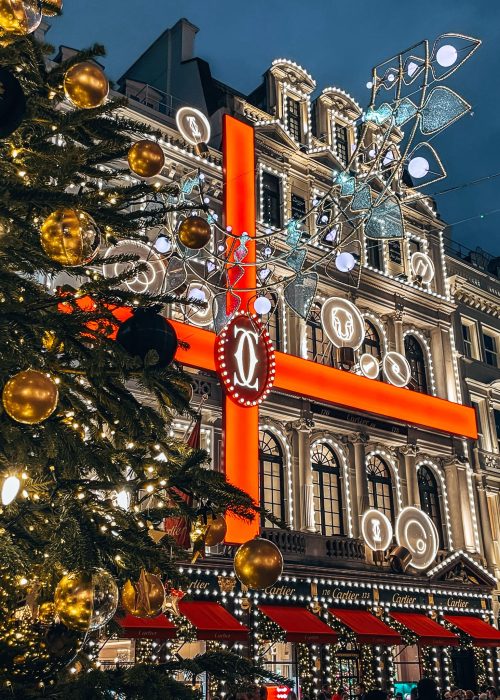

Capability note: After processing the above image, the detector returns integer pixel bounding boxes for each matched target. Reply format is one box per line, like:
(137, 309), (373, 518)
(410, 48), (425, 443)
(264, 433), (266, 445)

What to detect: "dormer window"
(287, 97), (302, 141)
(335, 123), (349, 166)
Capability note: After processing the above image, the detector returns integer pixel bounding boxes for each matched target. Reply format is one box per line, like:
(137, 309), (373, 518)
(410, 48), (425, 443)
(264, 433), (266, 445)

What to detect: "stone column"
(430, 325), (448, 400)
(457, 464), (477, 552)
(393, 305), (405, 354)
(287, 411), (315, 532)
(349, 432), (370, 538)
(399, 444), (419, 507)
(442, 457), (466, 550)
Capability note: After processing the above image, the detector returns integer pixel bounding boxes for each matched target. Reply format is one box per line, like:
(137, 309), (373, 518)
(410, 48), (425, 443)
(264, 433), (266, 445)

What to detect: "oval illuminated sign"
(176, 107), (211, 146)
(395, 506), (439, 570)
(321, 297), (365, 350)
(383, 351), (411, 388)
(216, 312), (276, 406)
(361, 509), (393, 552)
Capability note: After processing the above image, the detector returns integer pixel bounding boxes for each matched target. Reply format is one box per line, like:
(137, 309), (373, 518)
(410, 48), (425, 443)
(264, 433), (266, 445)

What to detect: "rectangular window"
(388, 240), (402, 264)
(291, 193), (306, 221)
(262, 172), (282, 228)
(494, 409), (500, 451)
(483, 331), (498, 367)
(461, 319), (479, 360)
(286, 97), (301, 141)
(462, 323), (473, 358)
(335, 124), (349, 165)
(366, 239), (382, 270)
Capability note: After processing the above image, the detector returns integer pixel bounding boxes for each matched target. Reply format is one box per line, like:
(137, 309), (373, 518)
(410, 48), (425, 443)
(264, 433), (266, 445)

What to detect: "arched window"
(362, 320), (382, 360)
(312, 443), (344, 536)
(260, 293), (281, 351)
(366, 455), (395, 521)
(404, 335), (429, 394)
(418, 465), (444, 547)
(306, 304), (333, 365)
(259, 430), (285, 528)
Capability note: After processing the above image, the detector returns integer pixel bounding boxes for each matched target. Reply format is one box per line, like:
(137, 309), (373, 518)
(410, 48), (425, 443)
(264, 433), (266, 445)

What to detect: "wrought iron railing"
(124, 82), (185, 119)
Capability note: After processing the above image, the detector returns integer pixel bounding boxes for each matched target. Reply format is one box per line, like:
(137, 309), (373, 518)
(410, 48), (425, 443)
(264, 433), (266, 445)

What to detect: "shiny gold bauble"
(54, 568), (118, 632)
(63, 62), (109, 110)
(42, 0), (62, 15)
(128, 140), (165, 178)
(2, 369), (58, 425)
(40, 209), (100, 267)
(121, 569), (165, 618)
(177, 216), (211, 250)
(205, 513), (227, 547)
(37, 601), (55, 625)
(0, 0), (41, 35)
(234, 537), (283, 591)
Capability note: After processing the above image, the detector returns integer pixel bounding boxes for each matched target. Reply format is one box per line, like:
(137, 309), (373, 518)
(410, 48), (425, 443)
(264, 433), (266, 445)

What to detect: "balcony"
(478, 449), (500, 471)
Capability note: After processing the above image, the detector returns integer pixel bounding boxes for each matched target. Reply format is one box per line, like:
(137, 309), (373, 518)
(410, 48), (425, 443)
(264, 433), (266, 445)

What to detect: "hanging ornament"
(204, 513), (227, 547)
(116, 307), (178, 368)
(1, 474), (20, 505)
(37, 601), (55, 625)
(0, 68), (26, 138)
(190, 515), (209, 562)
(0, 0), (42, 35)
(121, 569), (165, 618)
(163, 586), (185, 617)
(63, 62), (109, 110)
(40, 209), (100, 267)
(44, 622), (83, 660)
(42, 0), (61, 15)
(177, 215), (211, 250)
(2, 369), (58, 424)
(54, 568), (118, 632)
(127, 139), (165, 178)
(233, 537), (283, 590)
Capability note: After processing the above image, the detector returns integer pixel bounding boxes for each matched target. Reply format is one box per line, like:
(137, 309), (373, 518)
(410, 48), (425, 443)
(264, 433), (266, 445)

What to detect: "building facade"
(49, 18), (500, 699)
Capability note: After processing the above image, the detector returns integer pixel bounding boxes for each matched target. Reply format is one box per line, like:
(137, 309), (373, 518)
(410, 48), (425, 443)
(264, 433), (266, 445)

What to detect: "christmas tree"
(0, 8), (283, 698)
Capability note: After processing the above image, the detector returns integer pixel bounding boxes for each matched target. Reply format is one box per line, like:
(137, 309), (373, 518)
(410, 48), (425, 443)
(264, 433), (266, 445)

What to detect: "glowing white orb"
(116, 490), (130, 511)
(154, 236), (171, 254)
(335, 252), (356, 272)
(2, 476), (20, 506)
(188, 287), (207, 303)
(436, 44), (458, 68)
(408, 156), (430, 179)
(366, 81), (373, 89)
(254, 296), (272, 315)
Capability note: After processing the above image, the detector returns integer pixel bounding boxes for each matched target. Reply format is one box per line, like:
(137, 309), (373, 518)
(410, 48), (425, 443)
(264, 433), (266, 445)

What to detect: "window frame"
(306, 303), (334, 366)
(334, 122), (349, 166)
(366, 454), (395, 522)
(261, 171), (283, 228)
(259, 430), (286, 528)
(461, 318), (480, 361)
(311, 443), (345, 536)
(482, 329), (499, 367)
(404, 334), (429, 394)
(286, 96), (302, 142)
(418, 465), (444, 548)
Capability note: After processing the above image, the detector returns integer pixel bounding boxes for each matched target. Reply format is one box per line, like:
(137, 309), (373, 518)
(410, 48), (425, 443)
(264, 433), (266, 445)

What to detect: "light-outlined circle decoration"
(395, 506), (439, 570)
(359, 353), (380, 380)
(410, 252), (435, 284)
(185, 282), (213, 327)
(216, 312), (276, 407)
(383, 351), (411, 388)
(361, 509), (393, 552)
(321, 297), (365, 350)
(102, 240), (166, 295)
(175, 107), (211, 146)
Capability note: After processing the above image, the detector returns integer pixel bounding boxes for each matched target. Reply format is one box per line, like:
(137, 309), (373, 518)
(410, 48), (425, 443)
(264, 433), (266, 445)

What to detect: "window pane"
(388, 241), (402, 264)
(259, 430), (285, 528)
(494, 409), (500, 451)
(287, 98), (301, 141)
(404, 335), (428, 394)
(366, 455), (394, 521)
(311, 443), (344, 536)
(335, 124), (349, 166)
(262, 173), (282, 228)
(483, 333), (498, 367)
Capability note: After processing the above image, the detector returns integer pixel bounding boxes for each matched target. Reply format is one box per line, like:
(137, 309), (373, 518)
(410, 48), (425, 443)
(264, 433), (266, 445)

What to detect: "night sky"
(47, 0), (500, 255)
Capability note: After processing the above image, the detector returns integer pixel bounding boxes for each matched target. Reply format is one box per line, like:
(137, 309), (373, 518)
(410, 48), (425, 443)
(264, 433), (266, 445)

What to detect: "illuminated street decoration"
(359, 353), (380, 380)
(321, 297), (365, 349)
(411, 252), (435, 284)
(383, 351), (411, 388)
(175, 106), (211, 155)
(362, 509), (393, 552)
(215, 312), (275, 407)
(103, 240), (165, 295)
(396, 506), (439, 570)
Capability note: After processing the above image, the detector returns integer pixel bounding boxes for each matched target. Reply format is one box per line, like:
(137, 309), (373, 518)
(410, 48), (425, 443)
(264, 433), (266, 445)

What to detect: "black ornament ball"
(116, 308), (178, 368)
(0, 68), (26, 138)
(44, 622), (82, 661)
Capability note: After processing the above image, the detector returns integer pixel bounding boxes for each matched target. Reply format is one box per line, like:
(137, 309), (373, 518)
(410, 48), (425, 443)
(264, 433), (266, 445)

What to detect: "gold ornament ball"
(63, 62), (109, 110)
(177, 216), (211, 250)
(42, 0), (62, 15)
(128, 140), (165, 178)
(37, 601), (55, 625)
(234, 537), (283, 590)
(54, 569), (118, 632)
(121, 570), (165, 618)
(0, 0), (42, 36)
(205, 513), (227, 547)
(2, 369), (58, 425)
(40, 209), (100, 267)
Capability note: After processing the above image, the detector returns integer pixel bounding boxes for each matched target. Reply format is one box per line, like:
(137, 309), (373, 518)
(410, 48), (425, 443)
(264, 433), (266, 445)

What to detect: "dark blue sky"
(48, 0), (500, 255)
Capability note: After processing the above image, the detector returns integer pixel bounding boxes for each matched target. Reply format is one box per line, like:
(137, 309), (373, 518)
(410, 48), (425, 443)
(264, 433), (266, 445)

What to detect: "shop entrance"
(451, 649), (477, 691)
(334, 652), (360, 698)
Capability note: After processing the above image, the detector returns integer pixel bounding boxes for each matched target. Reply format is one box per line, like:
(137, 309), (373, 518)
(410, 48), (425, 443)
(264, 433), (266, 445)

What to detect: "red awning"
(178, 601), (249, 642)
(116, 614), (177, 640)
(391, 612), (459, 647)
(329, 608), (401, 645)
(444, 615), (500, 648)
(258, 605), (338, 644)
